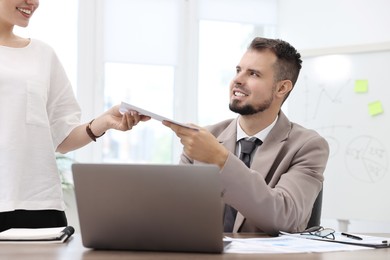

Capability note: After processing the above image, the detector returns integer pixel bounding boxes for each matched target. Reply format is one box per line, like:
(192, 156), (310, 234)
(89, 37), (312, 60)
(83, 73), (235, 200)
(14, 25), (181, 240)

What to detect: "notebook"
(72, 163), (224, 253)
(0, 226), (74, 244)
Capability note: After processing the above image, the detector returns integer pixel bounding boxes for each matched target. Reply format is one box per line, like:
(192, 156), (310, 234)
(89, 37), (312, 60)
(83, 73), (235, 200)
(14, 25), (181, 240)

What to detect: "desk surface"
(1, 233), (390, 260)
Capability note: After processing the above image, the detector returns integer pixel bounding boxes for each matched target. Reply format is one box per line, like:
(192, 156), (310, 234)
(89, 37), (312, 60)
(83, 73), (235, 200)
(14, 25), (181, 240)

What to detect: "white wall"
(278, 0), (390, 50)
(278, 0), (390, 233)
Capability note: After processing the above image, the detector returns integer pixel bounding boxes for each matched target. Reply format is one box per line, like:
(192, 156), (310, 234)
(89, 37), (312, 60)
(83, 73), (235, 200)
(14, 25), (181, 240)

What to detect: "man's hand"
(162, 121), (229, 169)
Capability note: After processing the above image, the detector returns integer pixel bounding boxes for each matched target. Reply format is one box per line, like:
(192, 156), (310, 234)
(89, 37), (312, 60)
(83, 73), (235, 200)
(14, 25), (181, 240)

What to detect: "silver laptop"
(72, 163), (224, 253)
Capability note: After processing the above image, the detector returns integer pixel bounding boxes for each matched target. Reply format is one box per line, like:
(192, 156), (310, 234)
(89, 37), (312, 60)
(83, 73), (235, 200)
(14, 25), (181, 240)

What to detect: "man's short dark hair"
(248, 37), (302, 87)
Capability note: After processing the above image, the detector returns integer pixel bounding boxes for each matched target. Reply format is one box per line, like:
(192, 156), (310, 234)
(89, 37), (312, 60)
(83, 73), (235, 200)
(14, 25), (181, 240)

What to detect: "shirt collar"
(236, 115), (278, 142)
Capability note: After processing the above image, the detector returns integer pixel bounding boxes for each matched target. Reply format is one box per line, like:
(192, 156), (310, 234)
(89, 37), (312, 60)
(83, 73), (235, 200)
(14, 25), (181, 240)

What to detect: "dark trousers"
(0, 210), (67, 232)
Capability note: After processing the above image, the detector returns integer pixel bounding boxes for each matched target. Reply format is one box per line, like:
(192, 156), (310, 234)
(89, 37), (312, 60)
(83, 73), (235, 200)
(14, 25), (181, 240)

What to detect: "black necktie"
(239, 138), (261, 167)
(223, 137), (261, 232)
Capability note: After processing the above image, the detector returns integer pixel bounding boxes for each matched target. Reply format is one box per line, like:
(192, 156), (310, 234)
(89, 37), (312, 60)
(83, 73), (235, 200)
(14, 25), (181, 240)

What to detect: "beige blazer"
(179, 111), (329, 235)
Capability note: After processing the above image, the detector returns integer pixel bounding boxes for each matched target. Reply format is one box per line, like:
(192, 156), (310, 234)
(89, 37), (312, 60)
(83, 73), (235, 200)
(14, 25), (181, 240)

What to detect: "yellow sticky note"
(368, 101), (383, 116)
(354, 80), (368, 93)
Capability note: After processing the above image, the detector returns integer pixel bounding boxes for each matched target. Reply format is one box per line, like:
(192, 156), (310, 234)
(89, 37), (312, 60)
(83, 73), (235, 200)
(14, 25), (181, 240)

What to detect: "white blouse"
(0, 39), (81, 212)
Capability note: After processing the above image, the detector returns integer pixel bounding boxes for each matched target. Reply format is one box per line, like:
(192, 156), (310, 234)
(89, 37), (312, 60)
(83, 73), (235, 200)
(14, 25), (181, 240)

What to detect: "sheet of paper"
(119, 102), (198, 130)
(223, 236), (372, 254)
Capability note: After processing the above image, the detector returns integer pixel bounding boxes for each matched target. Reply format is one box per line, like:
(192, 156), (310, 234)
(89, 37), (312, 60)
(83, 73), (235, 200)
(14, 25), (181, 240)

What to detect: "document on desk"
(280, 231), (390, 249)
(119, 101), (198, 130)
(223, 236), (373, 254)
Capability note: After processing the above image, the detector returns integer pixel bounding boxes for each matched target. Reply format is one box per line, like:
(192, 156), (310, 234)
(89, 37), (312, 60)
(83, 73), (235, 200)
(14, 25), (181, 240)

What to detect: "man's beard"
(229, 91), (274, 116)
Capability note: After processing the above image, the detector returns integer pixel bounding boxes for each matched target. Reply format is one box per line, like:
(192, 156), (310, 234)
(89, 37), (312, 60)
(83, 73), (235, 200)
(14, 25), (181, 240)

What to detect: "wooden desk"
(1, 233), (389, 260)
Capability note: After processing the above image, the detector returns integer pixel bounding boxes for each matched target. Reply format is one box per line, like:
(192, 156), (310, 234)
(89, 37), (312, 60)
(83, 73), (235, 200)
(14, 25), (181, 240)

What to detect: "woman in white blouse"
(0, 0), (150, 232)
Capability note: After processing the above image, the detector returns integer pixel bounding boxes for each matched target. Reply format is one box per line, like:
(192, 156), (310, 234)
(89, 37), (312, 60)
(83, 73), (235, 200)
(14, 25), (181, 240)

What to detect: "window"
(103, 63), (175, 163)
(197, 0), (277, 125)
(80, 0), (277, 163)
(100, 0), (180, 164)
(197, 21), (261, 125)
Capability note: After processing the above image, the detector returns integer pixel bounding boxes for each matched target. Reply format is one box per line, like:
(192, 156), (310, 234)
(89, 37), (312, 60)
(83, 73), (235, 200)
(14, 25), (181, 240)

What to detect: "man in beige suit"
(163, 37), (329, 235)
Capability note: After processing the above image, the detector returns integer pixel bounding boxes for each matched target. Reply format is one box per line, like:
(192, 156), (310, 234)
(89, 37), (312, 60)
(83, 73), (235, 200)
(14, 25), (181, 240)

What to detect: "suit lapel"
(216, 118), (238, 151)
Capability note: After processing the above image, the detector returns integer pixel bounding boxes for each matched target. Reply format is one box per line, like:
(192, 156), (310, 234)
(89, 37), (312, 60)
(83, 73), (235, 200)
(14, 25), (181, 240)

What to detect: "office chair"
(306, 188), (323, 229)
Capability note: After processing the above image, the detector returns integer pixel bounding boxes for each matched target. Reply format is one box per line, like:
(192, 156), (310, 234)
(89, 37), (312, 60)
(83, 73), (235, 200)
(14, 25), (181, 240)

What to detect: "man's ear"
(276, 80), (293, 97)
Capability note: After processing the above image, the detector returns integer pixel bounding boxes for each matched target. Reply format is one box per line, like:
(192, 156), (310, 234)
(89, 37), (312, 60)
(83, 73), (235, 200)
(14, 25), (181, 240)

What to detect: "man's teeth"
(234, 91), (246, 97)
(17, 8), (32, 15)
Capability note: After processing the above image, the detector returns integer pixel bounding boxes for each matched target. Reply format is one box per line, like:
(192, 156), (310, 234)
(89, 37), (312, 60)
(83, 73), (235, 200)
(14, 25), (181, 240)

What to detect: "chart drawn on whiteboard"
(345, 135), (388, 183)
(300, 75), (351, 122)
(289, 65), (389, 184)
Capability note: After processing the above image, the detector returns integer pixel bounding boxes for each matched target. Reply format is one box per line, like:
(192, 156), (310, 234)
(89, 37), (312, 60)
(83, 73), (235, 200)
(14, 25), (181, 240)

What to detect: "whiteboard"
(288, 46), (390, 221)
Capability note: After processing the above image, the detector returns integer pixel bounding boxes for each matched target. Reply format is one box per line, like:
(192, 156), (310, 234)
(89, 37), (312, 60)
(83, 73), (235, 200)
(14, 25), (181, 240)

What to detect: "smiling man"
(163, 37), (330, 235)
